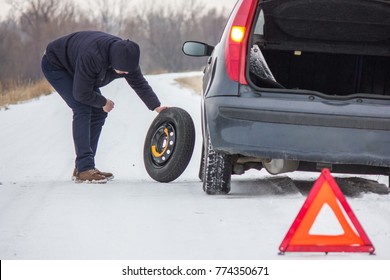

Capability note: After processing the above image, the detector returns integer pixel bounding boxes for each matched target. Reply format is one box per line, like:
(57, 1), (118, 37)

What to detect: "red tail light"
(225, 0), (258, 84)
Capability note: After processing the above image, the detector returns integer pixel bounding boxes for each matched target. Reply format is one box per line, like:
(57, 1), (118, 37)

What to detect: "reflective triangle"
(279, 168), (375, 253)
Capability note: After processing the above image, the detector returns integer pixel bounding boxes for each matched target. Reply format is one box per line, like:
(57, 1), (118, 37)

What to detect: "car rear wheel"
(143, 107), (195, 183)
(198, 142), (205, 182)
(203, 135), (232, 194)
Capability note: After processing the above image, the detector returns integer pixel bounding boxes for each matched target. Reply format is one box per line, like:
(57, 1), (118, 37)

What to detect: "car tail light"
(231, 26), (246, 43)
(225, 0), (258, 84)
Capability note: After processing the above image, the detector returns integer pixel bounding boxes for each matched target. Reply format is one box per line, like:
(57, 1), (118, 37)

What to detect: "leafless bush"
(0, 78), (52, 108)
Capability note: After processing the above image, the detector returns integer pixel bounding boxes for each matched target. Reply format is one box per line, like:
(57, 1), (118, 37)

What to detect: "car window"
(254, 9), (265, 35)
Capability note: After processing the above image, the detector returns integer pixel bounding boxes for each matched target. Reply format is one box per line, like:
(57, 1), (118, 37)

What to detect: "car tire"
(143, 107), (195, 183)
(198, 142), (205, 182)
(203, 135), (232, 194)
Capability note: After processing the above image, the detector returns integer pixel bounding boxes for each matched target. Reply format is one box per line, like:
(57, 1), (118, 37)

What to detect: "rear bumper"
(205, 94), (390, 167)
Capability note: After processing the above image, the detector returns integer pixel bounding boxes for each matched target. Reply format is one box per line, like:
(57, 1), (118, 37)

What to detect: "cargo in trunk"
(249, 0), (390, 97)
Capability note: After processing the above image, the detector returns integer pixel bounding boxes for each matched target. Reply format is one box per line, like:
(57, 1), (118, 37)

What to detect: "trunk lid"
(260, 0), (390, 56)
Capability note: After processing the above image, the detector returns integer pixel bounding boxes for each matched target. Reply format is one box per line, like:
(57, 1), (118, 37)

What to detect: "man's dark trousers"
(41, 55), (107, 172)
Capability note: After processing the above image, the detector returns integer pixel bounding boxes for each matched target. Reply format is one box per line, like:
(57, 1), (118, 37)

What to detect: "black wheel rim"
(150, 122), (176, 167)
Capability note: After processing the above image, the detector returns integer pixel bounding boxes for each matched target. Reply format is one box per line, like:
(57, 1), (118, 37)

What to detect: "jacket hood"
(109, 40), (140, 72)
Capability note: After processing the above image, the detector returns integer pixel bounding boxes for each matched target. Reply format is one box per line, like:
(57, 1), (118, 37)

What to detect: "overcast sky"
(0, 0), (237, 18)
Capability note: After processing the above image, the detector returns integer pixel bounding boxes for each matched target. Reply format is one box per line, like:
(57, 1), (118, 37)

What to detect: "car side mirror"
(182, 41), (214, 57)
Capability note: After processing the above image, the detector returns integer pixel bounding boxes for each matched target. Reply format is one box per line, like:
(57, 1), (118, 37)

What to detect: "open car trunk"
(249, 0), (390, 97)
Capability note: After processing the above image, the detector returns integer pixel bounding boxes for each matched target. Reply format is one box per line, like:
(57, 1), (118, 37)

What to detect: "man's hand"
(154, 106), (168, 113)
(103, 99), (115, 112)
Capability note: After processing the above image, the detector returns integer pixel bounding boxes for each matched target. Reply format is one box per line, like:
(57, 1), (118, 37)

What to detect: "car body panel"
(205, 94), (390, 167)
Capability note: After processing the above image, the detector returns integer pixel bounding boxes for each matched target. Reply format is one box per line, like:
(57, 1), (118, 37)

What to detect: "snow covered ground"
(0, 72), (389, 262)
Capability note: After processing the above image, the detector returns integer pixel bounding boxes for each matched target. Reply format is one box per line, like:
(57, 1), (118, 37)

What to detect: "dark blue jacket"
(45, 31), (161, 110)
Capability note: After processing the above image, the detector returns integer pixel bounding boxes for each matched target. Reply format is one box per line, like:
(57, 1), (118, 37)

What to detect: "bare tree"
(92, 0), (128, 35)
(4, 0), (96, 81)
(0, 0), (228, 83)
(122, 0), (228, 73)
(121, 0), (212, 73)
(0, 19), (23, 85)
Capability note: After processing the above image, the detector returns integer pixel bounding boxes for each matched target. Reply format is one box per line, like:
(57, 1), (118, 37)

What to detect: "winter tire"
(143, 107), (195, 183)
(198, 142), (205, 182)
(203, 135), (232, 194)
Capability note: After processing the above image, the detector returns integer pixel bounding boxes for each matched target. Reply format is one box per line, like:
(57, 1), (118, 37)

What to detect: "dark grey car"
(183, 0), (390, 194)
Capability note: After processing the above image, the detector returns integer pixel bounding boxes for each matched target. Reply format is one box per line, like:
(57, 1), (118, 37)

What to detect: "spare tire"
(143, 107), (195, 182)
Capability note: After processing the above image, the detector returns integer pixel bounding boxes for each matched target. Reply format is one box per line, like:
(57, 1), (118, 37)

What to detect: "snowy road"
(0, 73), (389, 260)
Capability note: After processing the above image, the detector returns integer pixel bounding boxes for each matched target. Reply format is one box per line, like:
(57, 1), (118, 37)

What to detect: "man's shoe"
(94, 168), (114, 181)
(72, 168), (78, 181)
(75, 169), (107, 184)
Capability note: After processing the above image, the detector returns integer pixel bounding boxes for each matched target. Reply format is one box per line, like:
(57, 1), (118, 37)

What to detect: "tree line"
(0, 0), (228, 90)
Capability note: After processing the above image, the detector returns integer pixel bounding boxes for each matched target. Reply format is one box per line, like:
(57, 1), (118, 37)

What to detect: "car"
(182, 0), (390, 194)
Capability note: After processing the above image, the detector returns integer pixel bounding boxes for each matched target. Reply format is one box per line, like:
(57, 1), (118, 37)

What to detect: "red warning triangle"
(279, 168), (375, 253)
